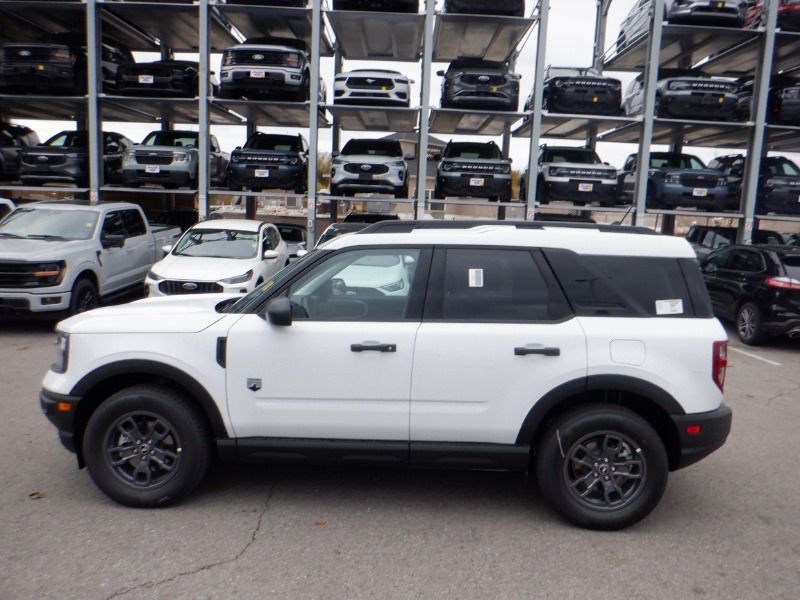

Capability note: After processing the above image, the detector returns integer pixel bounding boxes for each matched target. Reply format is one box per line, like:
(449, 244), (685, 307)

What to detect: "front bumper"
(443, 86), (519, 111)
(19, 159), (86, 185)
(543, 179), (619, 204)
(657, 182), (730, 209)
(333, 84), (410, 107)
(758, 189), (800, 215)
(671, 403), (732, 470)
(228, 162), (305, 191)
(668, 2), (745, 26)
(659, 91), (739, 120)
(123, 166), (194, 187)
(115, 77), (194, 97)
(146, 277), (251, 298)
(0, 62), (78, 92)
(220, 67), (305, 95)
(40, 388), (81, 454)
(545, 87), (621, 115)
(438, 172), (511, 198)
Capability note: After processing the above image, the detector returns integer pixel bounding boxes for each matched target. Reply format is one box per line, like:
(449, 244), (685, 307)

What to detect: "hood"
(0, 237), (90, 259)
(133, 144), (195, 153)
(151, 254), (259, 281)
(59, 294), (235, 335)
(339, 153), (404, 164)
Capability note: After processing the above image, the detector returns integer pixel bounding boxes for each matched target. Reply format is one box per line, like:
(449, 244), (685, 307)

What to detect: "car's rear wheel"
(83, 385), (210, 508)
(737, 302), (767, 345)
(535, 404), (668, 530)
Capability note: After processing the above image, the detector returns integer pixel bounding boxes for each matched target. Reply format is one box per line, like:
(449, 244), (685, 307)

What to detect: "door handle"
(351, 343), (396, 353)
(514, 346), (560, 357)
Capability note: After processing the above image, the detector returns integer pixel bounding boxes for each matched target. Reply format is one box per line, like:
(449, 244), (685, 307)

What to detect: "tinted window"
(102, 211), (126, 237)
(545, 250), (701, 318)
(728, 250), (764, 272)
(431, 249), (554, 322)
(245, 134), (301, 152)
(704, 249), (731, 269)
(782, 254), (800, 279)
(45, 131), (87, 148)
(121, 209), (146, 236)
(444, 143), (502, 160)
(543, 149), (602, 164)
(278, 226), (304, 243)
(142, 131), (197, 147)
(341, 140), (403, 157)
(765, 158), (800, 176)
(649, 154), (705, 169)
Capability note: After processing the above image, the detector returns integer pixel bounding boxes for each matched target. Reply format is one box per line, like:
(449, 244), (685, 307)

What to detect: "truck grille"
(445, 162), (507, 173)
(346, 77), (394, 89)
(343, 163), (390, 174)
(136, 151), (174, 165)
(236, 153), (292, 164)
(158, 280), (223, 295)
(680, 174), (718, 188)
(3, 47), (53, 62)
(227, 50), (292, 66)
(0, 261), (61, 288)
(22, 153), (66, 166)
(460, 74), (506, 86)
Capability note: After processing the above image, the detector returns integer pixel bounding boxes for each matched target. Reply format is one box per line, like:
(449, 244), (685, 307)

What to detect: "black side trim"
(216, 337), (227, 368)
(410, 442), (529, 470)
(70, 360), (229, 440)
(358, 220), (656, 235)
(515, 377), (587, 445)
(40, 388), (81, 453)
(671, 403), (732, 470)
(234, 438), (409, 465)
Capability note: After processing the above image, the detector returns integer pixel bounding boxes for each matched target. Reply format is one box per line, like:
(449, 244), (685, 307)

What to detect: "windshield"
(44, 131), (87, 148)
(244, 134), (301, 152)
(227, 250), (319, 313)
(142, 131), (197, 148)
(173, 229), (260, 259)
(0, 208), (98, 240)
(765, 158), (800, 177)
(543, 148), (601, 164)
(341, 140), (403, 156)
(649, 154), (705, 169)
(444, 143), (502, 160)
(547, 67), (601, 78)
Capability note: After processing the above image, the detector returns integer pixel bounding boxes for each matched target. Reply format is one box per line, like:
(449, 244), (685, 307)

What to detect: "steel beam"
(86, 0), (100, 203)
(415, 0), (436, 219)
(307, 0), (322, 243)
(524, 0), (549, 220)
(198, 0), (210, 220)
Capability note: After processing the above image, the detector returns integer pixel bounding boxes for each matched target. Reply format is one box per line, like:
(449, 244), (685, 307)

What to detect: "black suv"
(0, 123), (40, 181)
(434, 141), (512, 202)
(115, 60), (213, 97)
(332, 0), (418, 11)
(707, 154), (800, 215)
(736, 74), (800, 125)
(527, 66), (622, 115)
(227, 133), (308, 193)
(443, 0), (524, 16)
(20, 130), (133, 187)
(622, 69), (740, 121)
(439, 59), (520, 111)
(0, 33), (132, 95)
(619, 152), (729, 210)
(701, 244), (800, 344)
(686, 225), (786, 260)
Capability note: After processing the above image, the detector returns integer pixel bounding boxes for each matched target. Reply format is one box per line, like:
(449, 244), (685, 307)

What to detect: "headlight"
(33, 261), (65, 285)
(332, 158), (342, 165)
(764, 179), (776, 188)
(669, 81), (692, 90)
(123, 149), (135, 160)
(665, 173), (681, 184)
(173, 151), (189, 162)
(289, 157), (299, 165)
(222, 51), (233, 66)
(717, 177), (727, 187)
(497, 165), (511, 174)
(380, 279), (405, 293)
(549, 167), (567, 177)
(221, 270), (253, 284)
(443, 162), (455, 171)
(146, 269), (164, 281)
(390, 161), (406, 167)
(52, 48), (74, 62)
(52, 331), (69, 374)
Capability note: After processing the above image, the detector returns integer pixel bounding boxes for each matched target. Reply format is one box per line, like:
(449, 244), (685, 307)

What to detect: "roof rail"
(357, 220), (656, 235)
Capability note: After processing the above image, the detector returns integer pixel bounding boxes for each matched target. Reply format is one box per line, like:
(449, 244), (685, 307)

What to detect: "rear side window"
(425, 248), (570, 322)
(543, 249), (710, 318)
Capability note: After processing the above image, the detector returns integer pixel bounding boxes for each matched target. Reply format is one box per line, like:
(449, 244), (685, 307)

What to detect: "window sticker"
(655, 299), (683, 315)
(468, 268), (484, 288)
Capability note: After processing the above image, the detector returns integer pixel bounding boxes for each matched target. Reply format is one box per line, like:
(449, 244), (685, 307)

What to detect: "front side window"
(286, 248), (421, 322)
(121, 209), (146, 237)
(102, 212), (126, 237)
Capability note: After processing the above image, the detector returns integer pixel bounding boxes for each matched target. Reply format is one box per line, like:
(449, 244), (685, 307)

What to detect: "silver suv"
(329, 139), (411, 198)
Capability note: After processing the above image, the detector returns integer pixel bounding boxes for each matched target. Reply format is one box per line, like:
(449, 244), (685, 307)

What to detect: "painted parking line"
(728, 345), (782, 367)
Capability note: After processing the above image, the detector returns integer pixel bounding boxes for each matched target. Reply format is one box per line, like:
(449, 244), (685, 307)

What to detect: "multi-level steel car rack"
(0, 0), (796, 242)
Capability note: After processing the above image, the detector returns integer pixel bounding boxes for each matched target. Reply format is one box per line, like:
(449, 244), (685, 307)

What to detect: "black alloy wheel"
(70, 278), (98, 315)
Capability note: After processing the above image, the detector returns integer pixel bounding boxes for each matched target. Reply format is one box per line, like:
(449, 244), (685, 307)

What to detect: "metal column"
(586, 0), (611, 150)
(86, 0), (101, 202)
(307, 0), (323, 243)
(415, 0), (436, 220)
(245, 121), (257, 220)
(738, 0), (779, 244)
(524, 0), (550, 220)
(631, 0), (665, 227)
(198, 0), (210, 220)
(330, 46), (343, 224)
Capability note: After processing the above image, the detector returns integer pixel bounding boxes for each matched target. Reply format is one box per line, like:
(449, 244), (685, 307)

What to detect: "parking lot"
(1, 317), (798, 600)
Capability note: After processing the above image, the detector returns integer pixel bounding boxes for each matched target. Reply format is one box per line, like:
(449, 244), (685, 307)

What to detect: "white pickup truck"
(0, 201), (180, 316)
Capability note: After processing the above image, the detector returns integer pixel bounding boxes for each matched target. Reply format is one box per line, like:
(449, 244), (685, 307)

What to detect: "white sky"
(12, 0), (787, 170)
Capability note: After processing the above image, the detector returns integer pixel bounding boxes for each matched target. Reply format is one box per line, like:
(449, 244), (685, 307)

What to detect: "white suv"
(329, 138), (411, 198)
(40, 221), (731, 530)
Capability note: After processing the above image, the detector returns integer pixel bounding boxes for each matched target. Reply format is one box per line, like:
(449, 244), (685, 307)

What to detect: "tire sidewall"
(70, 278), (98, 315)
(737, 302), (764, 345)
(83, 386), (210, 508)
(536, 406), (668, 530)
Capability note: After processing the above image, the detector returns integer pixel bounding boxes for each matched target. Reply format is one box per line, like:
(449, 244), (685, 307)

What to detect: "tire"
(737, 301), (766, 345)
(535, 404), (668, 530)
(83, 385), (210, 508)
(330, 184), (340, 197)
(519, 180), (527, 202)
(536, 178), (549, 205)
(433, 185), (444, 200)
(70, 278), (98, 316)
(395, 185), (408, 199)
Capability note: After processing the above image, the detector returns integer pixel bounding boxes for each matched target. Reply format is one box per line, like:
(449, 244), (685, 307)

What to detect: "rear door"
(410, 247), (587, 448)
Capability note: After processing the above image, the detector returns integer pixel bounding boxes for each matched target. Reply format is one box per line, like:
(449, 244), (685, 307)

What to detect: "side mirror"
(101, 233), (125, 249)
(161, 244), (173, 254)
(106, 143), (120, 153)
(432, 153), (441, 161)
(263, 249), (279, 260)
(436, 70), (445, 77)
(404, 154), (415, 160)
(701, 262), (718, 274)
(296, 248), (309, 258)
(265, 296), (292, 326)
(331, 150), (339, 157)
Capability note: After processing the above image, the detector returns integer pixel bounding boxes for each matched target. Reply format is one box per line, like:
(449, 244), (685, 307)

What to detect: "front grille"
(460, 74), (506, 86)
(22, 154), (66, 166)
(135, 151), (173, 165)
(159, 280), (223, 295)
(680, 174), (718, 188)
(445, 162), (506, 173)
(551, 167), (615, 178)
(3, 47), (53, 62)
(0, 262), (57, 288)
(228, 50), (292, 66)
(346, 77), (394, 89)
(686, 81), (734, 92)
(124, 65), (176, 77)
(236, 153), (291, 164)
(343, 163), (390, 174)
(557, 78), (613, 88)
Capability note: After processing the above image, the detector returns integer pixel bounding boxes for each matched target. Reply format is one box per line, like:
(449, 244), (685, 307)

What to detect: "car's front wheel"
(83, 385), (211, 508)
(535, 404), (668, 530)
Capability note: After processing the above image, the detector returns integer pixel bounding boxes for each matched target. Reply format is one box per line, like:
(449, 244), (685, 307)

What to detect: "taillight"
(765, 276), (800, 290)
(712, 341), (728, 392)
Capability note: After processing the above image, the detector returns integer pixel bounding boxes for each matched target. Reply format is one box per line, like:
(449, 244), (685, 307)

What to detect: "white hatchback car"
(145, 219), (289, 296)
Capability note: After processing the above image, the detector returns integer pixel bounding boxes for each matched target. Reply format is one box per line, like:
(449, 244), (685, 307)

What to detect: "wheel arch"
(70, 359), (229, 467)
(517, 375), (685, 471)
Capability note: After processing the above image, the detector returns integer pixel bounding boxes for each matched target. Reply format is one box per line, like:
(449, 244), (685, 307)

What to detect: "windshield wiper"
(26, 234), (68, 241)
(0, 232), (24, 239)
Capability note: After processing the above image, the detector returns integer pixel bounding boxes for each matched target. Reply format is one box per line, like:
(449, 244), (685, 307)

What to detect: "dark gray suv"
(434, 141), (512, 202)
(438, 59), (520, 112)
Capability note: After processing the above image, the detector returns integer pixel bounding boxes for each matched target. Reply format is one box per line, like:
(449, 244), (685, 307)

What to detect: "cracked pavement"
(2, 320), (799, 599)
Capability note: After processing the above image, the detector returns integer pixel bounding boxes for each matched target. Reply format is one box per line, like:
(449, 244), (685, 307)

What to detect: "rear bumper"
(671, 403), (732, 470)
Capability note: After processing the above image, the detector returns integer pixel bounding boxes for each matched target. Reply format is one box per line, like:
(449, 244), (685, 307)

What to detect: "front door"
(226, 247), (429, 442)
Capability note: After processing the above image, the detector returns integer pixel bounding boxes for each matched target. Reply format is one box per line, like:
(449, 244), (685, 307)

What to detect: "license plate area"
(138, 74), (154, 84)
(469, 177), (485, 187)
(578, 183), (594, 192)
(145, 165), (160, 174)
(693, 188), (709, 197)
(250, 70), (266, 79)
(255, 169), (269, 178)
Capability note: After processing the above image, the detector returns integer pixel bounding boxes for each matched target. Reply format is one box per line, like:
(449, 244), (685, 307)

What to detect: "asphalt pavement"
(1, 318), (799, 599)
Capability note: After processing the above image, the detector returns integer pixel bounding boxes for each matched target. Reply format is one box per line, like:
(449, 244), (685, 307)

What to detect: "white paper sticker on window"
(468, 268), (484, 288)
(655, 299), (683, 315)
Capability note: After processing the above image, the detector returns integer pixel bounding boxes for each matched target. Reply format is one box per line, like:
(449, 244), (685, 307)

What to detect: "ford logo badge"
(182, 282), (198, 291)
(19, 50), (31, 57)
(360, 164), (372, 171)
(478, 75), (491, 83)
(366, 78), (376, 84)
(252, 54), (264, 61)
(37, 155), (49, 162)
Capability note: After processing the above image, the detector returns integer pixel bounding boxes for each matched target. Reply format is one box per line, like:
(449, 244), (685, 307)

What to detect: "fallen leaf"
(28, 491), (45, 500)
(17, 346), (29, 352)
(314, 519), (327, 528)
